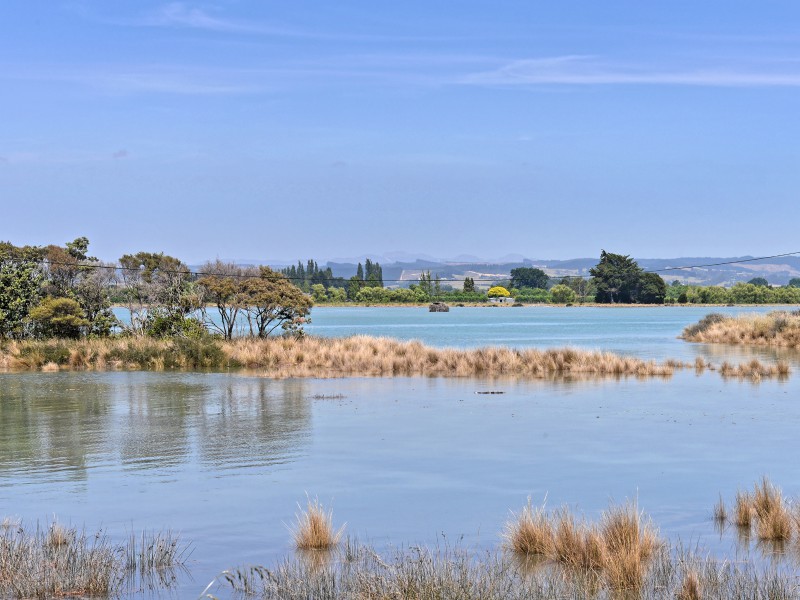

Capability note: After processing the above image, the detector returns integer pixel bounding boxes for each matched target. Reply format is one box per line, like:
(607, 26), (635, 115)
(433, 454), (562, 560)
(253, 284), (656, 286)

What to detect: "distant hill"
(215, 254), (800, 289)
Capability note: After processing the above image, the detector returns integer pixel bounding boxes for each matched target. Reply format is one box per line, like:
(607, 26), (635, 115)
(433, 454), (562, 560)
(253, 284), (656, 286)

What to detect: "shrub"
(487, 286), (510, 298)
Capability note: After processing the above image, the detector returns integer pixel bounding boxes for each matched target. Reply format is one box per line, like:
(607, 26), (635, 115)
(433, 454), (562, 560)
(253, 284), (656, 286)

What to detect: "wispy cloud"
(461, 55), (800, 87)
(145, 2), (305, 37)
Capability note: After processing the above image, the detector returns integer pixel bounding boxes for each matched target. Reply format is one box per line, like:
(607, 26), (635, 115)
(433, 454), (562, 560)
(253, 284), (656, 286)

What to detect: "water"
(2, 307), (799, 596)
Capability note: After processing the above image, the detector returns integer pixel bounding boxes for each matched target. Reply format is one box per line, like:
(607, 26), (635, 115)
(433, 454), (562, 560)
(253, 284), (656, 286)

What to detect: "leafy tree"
(347, 276), (365, 301)
(356, 263), (364, 281)
(241, 267), (313, 338)
(487, 286), (510, 298)
(28, 297), (88, 339)
(328, 287), (347, 303)
(417, 271), (441, 299)
(550, 284), (576, 304)
(747, 277), (770, 287)
(788, 278), (800, 288)
(510, 267), (549, 290)
(311, 284), (328, 303)
(364, 259), (384, 287)
(118, 252), (194, 335)
(559, 277), (596, 303)
(590, 251), (643, 303)
(0, 242), (45, 338)
(638, 272), (667, 304)
(196, 261), (250, 339)
(462, 277), (475, 293)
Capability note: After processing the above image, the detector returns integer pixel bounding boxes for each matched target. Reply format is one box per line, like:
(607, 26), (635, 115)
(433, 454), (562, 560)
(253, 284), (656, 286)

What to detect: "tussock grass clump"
(503, 499), (553, 556)
(504, 500), (661, 594)
(682, 311), (800, 347)
(0, 519), (188, 599)
(291, 497), (345, 550)
(723, 478), (794, 543)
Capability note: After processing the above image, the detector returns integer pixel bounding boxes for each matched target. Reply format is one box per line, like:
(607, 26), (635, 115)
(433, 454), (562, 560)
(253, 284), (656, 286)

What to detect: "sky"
(1, 1), (800, 264)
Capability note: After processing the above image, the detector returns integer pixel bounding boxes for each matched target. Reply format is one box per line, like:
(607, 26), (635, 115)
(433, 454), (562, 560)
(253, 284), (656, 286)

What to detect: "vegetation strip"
(0, 335), (790, 380)
(208, 491), (799, 600)
(0, 519), (187, 599)
(682, 310), (800, 347)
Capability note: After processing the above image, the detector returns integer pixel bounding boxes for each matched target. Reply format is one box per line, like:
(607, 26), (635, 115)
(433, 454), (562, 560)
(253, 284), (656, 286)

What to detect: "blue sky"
(2, 2), (799, 263)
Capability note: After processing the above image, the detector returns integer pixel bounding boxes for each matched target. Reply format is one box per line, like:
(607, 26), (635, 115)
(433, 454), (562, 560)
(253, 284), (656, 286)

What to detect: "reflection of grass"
(0, 519), (187, 599)
(682, 311), (800, 347)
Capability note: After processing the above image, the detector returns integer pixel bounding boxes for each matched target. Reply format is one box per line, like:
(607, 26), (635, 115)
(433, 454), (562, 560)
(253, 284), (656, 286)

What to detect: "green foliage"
(487, 286), (510, 298)
(28, 297), (88, 339)
(683, 313), (726, 337)
(0, 242), (45, 339)
(590, 250), (643, 303)
(747, 277), (770, 287)
(515, 288), (550, 303)
(788, 278), (800, 288)
(347, 276), (365, 301)
(417, 271), (441, 299)
(510, 267), (549, 290)
(462, 277), (475, 293)
(550, 284), (577, 304)
(638, 272), (667, 304)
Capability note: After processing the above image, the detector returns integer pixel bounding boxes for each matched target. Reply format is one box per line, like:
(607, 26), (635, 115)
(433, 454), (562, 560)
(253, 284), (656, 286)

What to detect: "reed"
(290, 497), (345, 550)
(210, 541), (797, 600)
(734, 490), (754, 529)
(0, 519), (187, 599)
(713, 495), (727, 524)
(682, 311), (800, 347)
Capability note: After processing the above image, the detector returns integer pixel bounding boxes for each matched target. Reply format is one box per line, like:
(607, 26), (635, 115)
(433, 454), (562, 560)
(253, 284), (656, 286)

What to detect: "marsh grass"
(735, 491), (755, 529)
(0, 519), (187, 599)
(502, 500), (660, 595)
(713, 495), (727, 524)
(724, 479), (795, 545)
(291, 497), (345, 550)
(209, 541), (798, 600)
(1, 335), (788, 381)
(682, 311), (800, 347)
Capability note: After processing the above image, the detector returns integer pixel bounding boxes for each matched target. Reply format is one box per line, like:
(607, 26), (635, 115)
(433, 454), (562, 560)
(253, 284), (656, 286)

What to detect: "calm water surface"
(3, 307), (799, 596)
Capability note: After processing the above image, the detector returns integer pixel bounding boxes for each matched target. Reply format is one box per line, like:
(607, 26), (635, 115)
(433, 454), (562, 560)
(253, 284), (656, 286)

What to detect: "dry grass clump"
(724, 478), (794, 543)
(713, 495), (727, 524)
(0, 519), (187, 599)
(503, 499), (553, 556)
(718, 359), (790, 382)
(503, 500), (660, 594)
(291, 497), (345, 550)
(677, 570), (702, 600)
(682, 311), (800, 347)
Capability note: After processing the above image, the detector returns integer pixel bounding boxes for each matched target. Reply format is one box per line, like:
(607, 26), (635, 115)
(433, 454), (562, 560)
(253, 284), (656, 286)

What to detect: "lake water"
(3, 306), (799, 597)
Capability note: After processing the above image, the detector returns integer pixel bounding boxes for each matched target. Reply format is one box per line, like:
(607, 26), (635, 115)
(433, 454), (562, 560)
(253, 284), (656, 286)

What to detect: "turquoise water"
(3, 307), (799, 596)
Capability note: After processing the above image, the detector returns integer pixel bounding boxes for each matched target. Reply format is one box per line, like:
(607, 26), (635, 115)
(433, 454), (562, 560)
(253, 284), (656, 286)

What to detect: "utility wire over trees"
(590, 251), (666, 304)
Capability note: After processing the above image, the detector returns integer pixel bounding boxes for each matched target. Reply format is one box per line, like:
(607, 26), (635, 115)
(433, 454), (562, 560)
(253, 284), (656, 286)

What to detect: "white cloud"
(461, 55), (800, 87)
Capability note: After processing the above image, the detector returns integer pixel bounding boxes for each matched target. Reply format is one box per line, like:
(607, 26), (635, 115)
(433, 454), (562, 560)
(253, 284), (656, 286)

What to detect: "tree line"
(0, 238), (311, 340)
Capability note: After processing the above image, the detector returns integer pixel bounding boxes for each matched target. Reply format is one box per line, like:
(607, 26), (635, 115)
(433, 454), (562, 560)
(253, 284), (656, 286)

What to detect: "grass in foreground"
(210, 540), (797, 600)
(0, 518), (188, 599)
(0, 335), (790, 381)
(682, 310), (800, 347)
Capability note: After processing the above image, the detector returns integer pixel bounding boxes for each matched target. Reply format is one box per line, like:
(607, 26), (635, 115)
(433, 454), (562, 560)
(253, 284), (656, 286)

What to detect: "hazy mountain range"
(212, 253), (800, 287)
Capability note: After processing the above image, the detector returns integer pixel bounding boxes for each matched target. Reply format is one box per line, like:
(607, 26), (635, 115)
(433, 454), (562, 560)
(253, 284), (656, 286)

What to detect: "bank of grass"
(682, 310), (800, 347)
(0, 335), (791, 381)
(0, 519), (187, 599)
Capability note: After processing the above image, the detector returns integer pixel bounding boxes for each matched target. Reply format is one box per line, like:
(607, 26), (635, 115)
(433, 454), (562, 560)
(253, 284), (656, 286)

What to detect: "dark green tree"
(510, 267), (549, 290)
(28, 297), (89, 339)
(788, 278), (800, 288)
(747, 277), (769, 287)
(590, 251), (643, 303)
(638, 272), (667, 304)
(0, 242), (47, 338)
(356, 263), (364, 281)
(463, 277), (475, 293)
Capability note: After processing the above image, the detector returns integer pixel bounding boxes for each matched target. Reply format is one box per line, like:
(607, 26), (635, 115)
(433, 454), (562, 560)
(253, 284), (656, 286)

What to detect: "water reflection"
(0, 373), (312, 481)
